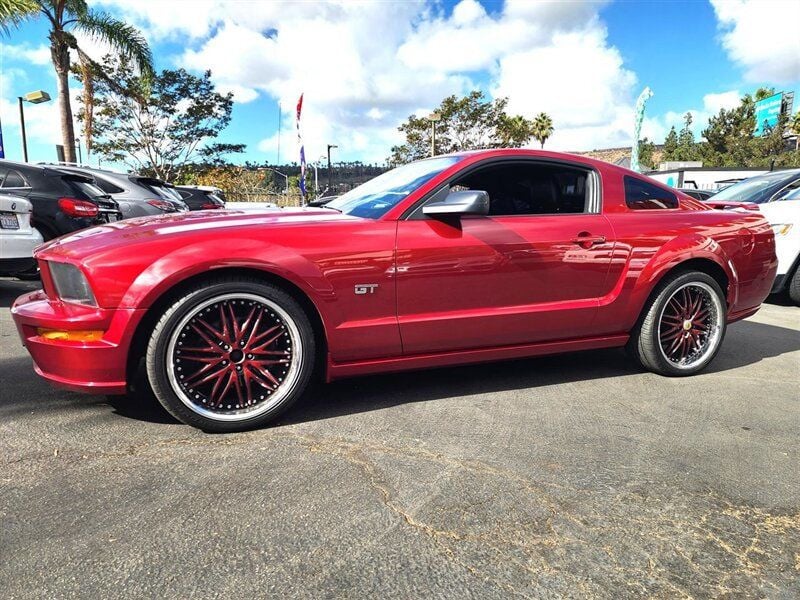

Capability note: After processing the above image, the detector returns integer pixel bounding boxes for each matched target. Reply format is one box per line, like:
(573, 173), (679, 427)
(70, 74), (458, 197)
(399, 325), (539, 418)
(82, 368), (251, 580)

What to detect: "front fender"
(118, 237), (335, 311)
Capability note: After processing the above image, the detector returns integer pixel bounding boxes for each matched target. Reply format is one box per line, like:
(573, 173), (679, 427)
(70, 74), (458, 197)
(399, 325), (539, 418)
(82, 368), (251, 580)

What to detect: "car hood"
(38, 207), (358, 260)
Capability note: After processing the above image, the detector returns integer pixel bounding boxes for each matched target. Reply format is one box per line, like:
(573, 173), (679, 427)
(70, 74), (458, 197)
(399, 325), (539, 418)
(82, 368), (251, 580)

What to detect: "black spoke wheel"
(629, 271), (726, 376)
(146, 277), (316, 432)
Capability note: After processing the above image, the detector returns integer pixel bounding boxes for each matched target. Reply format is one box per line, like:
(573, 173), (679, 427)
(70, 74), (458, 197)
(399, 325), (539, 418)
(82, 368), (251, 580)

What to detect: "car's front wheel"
(146, 277), (316, 432)
(629, 271), (727, 376)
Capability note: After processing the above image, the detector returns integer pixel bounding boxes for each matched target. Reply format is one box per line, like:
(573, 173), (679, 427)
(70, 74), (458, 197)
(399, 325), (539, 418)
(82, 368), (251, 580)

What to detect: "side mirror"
(423, 190), (490, 217)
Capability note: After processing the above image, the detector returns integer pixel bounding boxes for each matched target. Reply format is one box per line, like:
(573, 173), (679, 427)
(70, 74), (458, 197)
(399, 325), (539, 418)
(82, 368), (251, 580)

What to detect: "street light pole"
(327, 144), (338, 192)
(17, 90), (52, 163)
(18, 97), (28, 162)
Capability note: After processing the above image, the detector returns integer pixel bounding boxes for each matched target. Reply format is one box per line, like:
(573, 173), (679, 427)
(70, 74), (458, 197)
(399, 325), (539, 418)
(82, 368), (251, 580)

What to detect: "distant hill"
(572, 145), (664, 168)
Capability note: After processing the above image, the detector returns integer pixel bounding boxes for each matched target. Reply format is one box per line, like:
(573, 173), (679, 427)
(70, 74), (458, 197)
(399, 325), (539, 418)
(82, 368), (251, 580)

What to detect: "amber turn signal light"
(37, 329), (104, 342)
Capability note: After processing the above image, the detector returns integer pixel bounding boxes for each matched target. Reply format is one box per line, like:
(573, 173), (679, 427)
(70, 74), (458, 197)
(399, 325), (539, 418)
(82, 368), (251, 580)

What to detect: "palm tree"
(1, 0), (153, 163)
(531, 112), (554, 149)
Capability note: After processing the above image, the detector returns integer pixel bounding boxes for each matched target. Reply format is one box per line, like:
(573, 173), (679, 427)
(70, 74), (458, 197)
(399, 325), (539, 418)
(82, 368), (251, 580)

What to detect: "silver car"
(41, 165), (189, 219)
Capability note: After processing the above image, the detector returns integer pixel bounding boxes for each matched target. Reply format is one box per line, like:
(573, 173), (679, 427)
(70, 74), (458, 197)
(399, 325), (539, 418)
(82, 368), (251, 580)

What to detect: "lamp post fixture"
(327, 144), (338, 192)
(267, 168), (288, 194)
(18, 90), (51, 162)
(427, 112), (441, 157)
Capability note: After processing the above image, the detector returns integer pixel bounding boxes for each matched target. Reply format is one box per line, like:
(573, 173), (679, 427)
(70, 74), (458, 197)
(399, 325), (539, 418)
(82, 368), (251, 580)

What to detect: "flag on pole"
(296, 93), (307, 201)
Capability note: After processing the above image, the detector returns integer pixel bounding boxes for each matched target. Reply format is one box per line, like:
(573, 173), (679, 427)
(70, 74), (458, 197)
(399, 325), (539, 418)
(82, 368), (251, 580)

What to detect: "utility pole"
(327, 144), (338, 192)
(276, 101), (281, 166)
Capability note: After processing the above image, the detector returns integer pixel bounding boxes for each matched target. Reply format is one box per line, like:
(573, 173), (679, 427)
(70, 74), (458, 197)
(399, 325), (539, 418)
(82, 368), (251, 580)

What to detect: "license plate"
(0, 212), (19, 230)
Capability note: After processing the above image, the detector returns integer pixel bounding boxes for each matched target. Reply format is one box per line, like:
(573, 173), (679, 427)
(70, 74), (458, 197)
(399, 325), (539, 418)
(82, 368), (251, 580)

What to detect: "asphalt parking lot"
(1, 277), (798, 598)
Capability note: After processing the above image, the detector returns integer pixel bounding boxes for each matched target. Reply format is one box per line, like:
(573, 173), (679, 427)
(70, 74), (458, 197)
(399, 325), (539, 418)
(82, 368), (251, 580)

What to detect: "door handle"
(571, 232), (606, 247)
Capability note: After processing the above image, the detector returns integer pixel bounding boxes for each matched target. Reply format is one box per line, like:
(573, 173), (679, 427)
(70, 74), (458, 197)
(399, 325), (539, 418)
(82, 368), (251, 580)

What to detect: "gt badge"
(354, 284), (379, 295)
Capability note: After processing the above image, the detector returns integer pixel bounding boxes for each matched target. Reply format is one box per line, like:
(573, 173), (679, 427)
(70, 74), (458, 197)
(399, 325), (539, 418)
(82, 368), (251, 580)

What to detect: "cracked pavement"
(1, 278), (799, 598)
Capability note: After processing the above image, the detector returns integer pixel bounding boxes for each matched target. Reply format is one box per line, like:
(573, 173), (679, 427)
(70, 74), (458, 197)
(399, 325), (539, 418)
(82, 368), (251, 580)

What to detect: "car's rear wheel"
(146, 277), (316, 432)
(629, 271), (726, 376)
(788, 265), (800, 306)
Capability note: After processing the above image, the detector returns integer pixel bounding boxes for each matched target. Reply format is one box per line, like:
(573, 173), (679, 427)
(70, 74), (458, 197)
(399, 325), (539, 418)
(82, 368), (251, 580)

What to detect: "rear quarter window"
(624, 176), (678, 210)
(94, 179), (125, 194)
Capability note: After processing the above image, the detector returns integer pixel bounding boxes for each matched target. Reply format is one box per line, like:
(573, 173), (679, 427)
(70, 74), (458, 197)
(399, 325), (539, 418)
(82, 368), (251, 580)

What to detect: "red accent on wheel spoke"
(173, 298), (293, 412)
(659, 285), (717, 365)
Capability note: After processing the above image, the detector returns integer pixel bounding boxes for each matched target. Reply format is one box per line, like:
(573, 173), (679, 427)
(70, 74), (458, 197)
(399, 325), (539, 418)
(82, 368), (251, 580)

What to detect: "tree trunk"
(51, 38), (76, 163)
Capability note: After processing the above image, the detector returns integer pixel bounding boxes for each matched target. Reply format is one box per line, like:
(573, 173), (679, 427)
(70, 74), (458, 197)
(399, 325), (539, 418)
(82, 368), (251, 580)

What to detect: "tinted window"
(94, 178), (125, 194)
(452, 162), (591, 215)
(2, 170), (28, 188)
(72, 181), (107, 199)
(624, 176), (678, 209)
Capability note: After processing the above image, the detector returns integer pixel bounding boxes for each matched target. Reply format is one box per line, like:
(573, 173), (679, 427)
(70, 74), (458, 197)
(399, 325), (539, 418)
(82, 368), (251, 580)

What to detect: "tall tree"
(637, 137), (656, 169)
(531, 112), (554, 149)
(0, 0), (154, 163)
(662, 126), (678, 160)
(76, 56), (244, 181)
(388, 91), (534, 164)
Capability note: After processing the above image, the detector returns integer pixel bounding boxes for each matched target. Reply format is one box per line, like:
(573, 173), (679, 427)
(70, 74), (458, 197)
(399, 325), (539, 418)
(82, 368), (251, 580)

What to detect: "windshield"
(326, 156), (463, 218)
(710, 172), (793, 203)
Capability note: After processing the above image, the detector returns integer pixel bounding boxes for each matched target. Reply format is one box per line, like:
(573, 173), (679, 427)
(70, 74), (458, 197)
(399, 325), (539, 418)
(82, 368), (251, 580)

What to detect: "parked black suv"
(0, 160), (121, 242)
(175, 186), (226, 211)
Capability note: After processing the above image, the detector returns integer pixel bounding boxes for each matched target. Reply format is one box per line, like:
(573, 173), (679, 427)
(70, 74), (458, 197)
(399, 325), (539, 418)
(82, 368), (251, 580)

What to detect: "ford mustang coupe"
(11, 150), (777, 431)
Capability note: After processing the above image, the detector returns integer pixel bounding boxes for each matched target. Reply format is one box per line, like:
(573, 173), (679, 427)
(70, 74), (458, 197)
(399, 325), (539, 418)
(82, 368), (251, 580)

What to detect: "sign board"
(753, 92), (783, 136)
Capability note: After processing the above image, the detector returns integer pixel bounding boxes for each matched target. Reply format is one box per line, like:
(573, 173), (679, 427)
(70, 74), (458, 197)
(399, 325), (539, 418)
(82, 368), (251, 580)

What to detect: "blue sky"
(1, 0), (798, 168)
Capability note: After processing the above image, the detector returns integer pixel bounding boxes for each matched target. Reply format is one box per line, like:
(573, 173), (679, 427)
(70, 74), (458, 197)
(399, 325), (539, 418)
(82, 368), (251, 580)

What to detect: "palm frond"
(74, 9), (154, 79)
(0, 0), (39, 34)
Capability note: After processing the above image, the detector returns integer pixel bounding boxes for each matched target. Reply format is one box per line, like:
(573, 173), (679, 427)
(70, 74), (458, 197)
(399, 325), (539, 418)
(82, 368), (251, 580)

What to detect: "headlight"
(771, 223), (793, 236)
(49, 262), (97, 306)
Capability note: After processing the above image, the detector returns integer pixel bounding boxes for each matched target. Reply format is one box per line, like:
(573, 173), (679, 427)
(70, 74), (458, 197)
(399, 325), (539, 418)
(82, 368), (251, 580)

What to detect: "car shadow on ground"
(0, 279), (38, 308)
(277, 318), (800, 426)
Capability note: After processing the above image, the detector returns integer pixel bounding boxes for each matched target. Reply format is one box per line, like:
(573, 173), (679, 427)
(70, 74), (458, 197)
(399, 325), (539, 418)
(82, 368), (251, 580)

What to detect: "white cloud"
(1, 42), (51, 66)
(702, 90), (741, 113)
(494, 25), (637, 149)
(710, 0), (800, 83)
(90, 0), (640, 159)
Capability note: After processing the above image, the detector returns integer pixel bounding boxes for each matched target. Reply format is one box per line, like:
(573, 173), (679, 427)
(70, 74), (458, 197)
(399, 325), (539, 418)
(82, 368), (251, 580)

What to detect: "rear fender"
(626, 233), (738, 327)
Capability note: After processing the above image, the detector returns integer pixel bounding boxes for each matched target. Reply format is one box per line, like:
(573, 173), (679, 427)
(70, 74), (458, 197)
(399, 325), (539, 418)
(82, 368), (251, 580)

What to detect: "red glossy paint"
(11, 149), (778, 395)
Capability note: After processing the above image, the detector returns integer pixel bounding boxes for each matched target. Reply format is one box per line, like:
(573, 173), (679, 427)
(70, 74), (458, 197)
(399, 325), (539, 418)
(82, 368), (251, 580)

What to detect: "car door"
(395, 159), (617, 355)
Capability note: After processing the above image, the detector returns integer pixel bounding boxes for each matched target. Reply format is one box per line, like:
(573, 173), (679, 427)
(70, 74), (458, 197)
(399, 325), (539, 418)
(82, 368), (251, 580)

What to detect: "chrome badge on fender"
(354, 284), (379, 295)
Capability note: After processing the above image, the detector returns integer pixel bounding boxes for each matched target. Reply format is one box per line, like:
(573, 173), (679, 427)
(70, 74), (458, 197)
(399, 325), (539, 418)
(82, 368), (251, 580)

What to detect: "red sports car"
(11, 150), (777, 431)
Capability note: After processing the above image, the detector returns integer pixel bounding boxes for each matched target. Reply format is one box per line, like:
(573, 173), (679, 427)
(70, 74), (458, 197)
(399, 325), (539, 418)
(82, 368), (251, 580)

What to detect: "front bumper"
(11, 289), (145, 395)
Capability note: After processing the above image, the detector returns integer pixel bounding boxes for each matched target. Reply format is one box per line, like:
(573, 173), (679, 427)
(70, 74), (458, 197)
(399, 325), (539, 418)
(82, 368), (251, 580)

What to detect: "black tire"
(628, 271), (727, 376)
(788, 266), (800, 306)
(146, 277), (316, 432)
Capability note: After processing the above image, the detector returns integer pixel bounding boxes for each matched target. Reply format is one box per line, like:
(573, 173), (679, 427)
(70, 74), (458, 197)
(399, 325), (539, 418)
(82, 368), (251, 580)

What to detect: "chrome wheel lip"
(165, 293), (302, 422)
(657, 281), (724, 371)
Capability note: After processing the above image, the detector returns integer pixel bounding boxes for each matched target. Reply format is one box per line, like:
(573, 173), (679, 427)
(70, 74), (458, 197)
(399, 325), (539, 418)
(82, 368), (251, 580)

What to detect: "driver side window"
(450, 162), (593, 216)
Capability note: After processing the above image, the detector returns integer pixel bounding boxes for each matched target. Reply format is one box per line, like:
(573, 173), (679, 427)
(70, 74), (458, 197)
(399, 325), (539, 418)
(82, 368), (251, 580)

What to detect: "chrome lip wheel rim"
(166, 293), (302, 421)
(657, 282), (723, 370)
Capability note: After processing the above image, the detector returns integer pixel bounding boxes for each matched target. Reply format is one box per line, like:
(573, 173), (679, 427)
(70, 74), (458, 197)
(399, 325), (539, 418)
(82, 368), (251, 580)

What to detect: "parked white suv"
(0, 194), (43, 277)
(762, 187), (800, 304)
